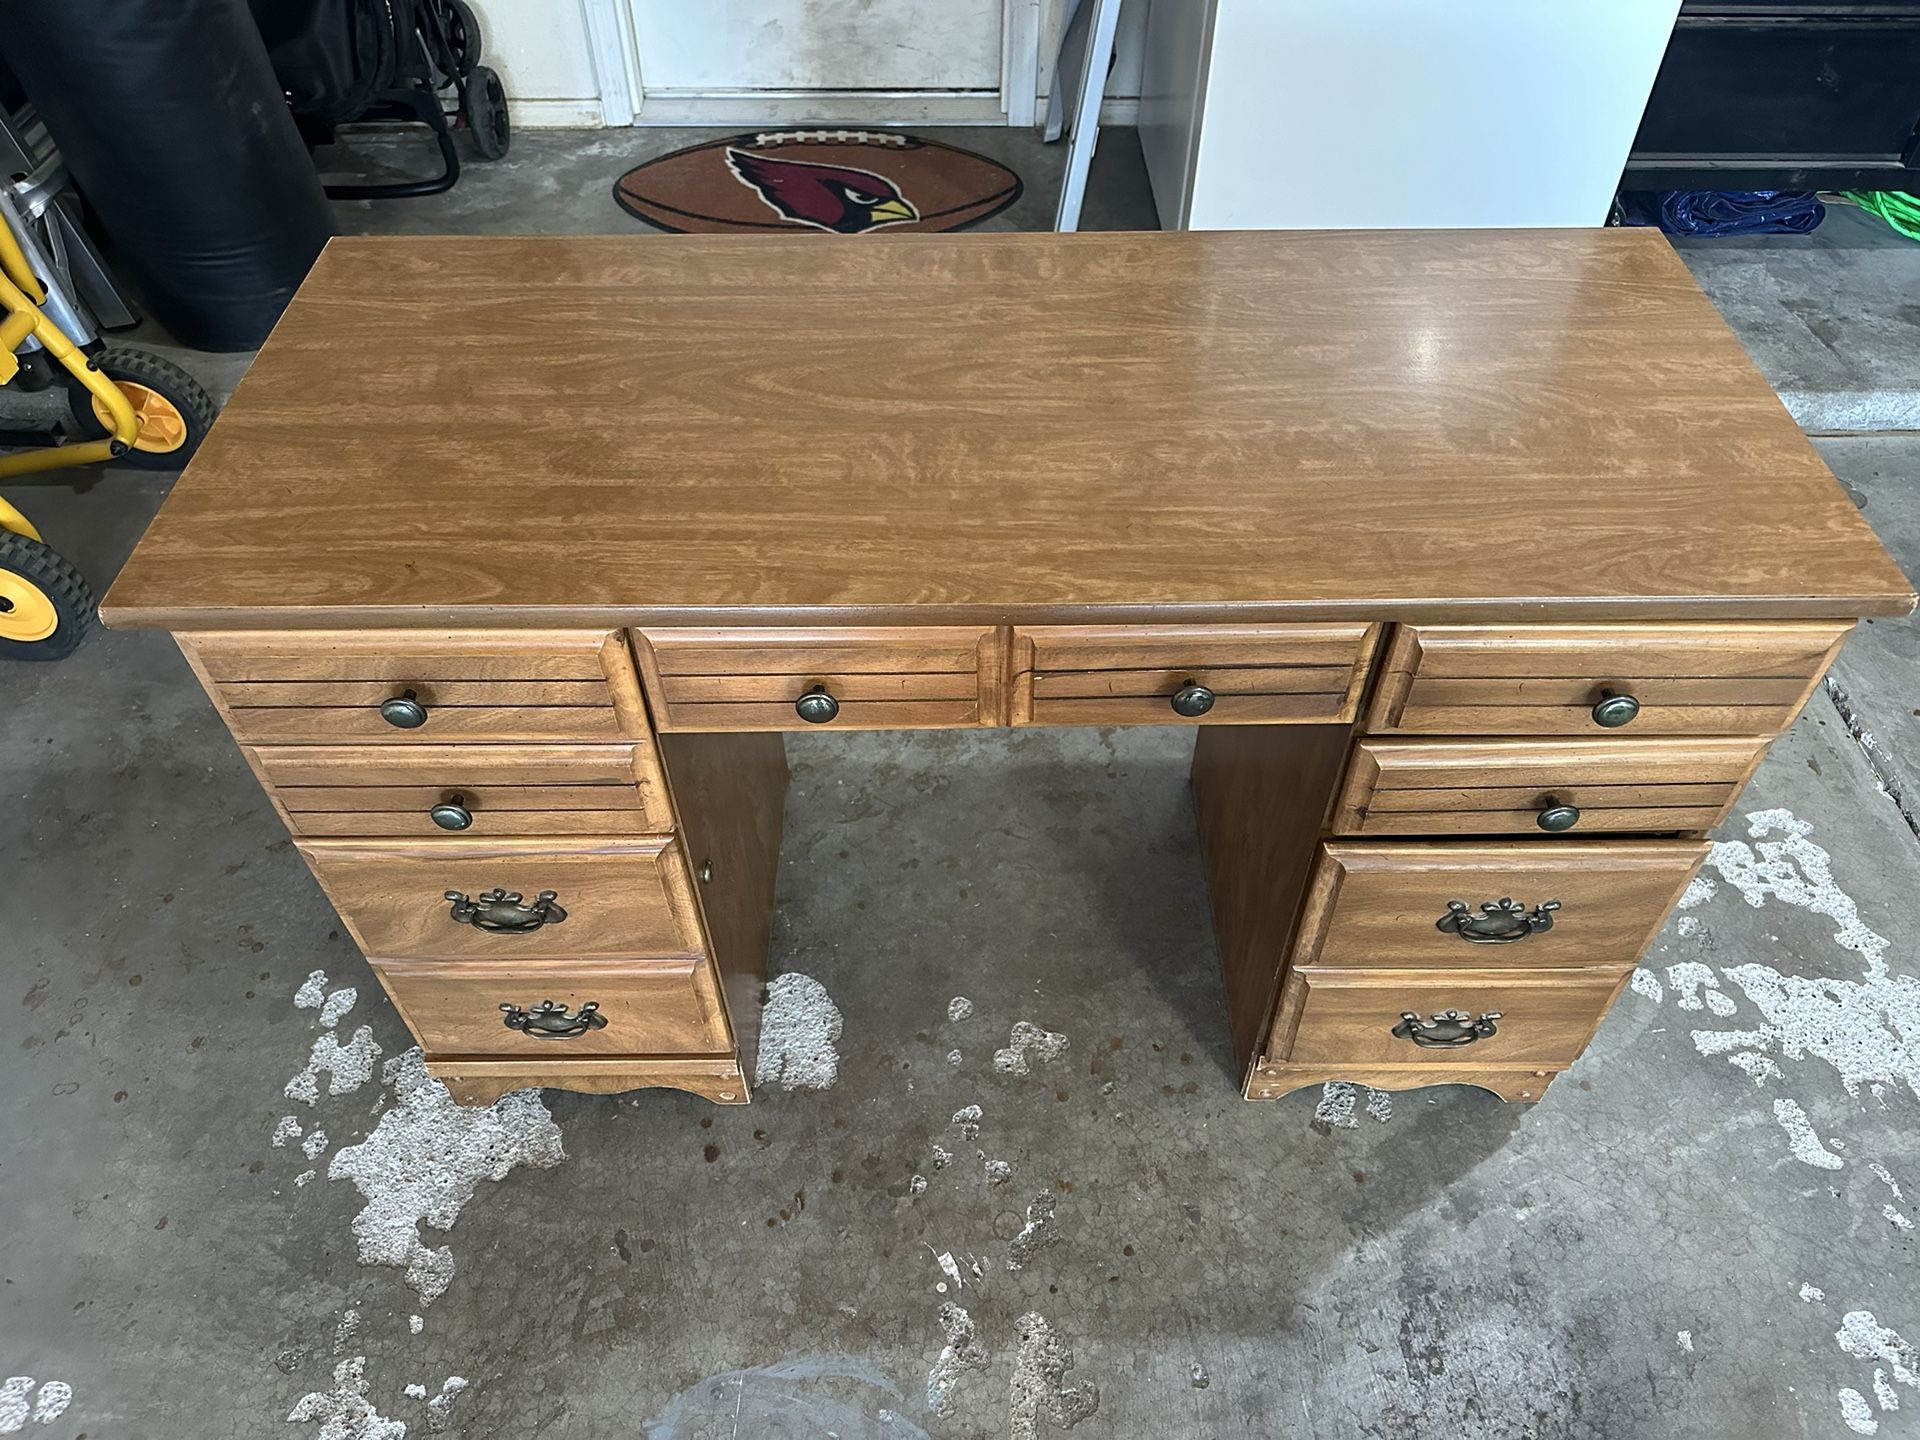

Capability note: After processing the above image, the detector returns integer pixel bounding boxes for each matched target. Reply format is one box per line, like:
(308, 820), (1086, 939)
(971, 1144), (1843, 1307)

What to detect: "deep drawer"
(253, 743), (675, 837)
(636, 626), (1003, 730)
(1331, 736), (1769, 837)
(1294, 839), (1707, 970)
(181, 630), (648, 743)
(296, 837), (706, 961)
(1011, 623), (1379, 726)
(1364, 622), (1850, 736)
(376, 957), (731, 1058)
(1271, 966), (1631, 1069)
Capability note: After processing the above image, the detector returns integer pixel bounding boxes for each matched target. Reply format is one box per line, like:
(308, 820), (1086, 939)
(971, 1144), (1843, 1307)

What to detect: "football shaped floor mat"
(613, 130), (1022, 235)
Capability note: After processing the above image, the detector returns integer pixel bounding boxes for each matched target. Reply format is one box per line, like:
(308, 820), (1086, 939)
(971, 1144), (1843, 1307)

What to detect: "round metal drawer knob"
(379, 689), (429, 729)
(795, 685), (840, 724)
(1536, 799), (1581, 833)
(1170, 681), (1216, 718)
(430, 795), (473, 831)
(1590, 689), (1640, 728)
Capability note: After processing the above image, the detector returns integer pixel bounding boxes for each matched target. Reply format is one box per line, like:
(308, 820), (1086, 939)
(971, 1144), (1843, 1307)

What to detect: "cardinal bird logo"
(724, 147), (921, 234)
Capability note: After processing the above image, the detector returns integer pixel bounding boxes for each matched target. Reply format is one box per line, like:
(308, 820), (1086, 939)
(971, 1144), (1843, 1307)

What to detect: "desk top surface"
(102, 229), (1912, 629)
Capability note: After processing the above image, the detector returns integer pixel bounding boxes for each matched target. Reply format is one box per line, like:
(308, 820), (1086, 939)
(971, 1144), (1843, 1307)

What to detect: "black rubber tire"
(465, 64), (510, 161)
(0, 531), (94, 661)
(68, 346), (218, 471)
(444, 0), (482, 75)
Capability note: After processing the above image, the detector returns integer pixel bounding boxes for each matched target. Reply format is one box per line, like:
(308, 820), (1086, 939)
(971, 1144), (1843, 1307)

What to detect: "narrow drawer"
(180, 629), (648, 743)
(1271, 967), (1631, 1069)
(375, 957), (731, 1058)
(1364, 622), (1851, 736)
(636, 626), (1002, 731)
(1010, 623), (1379, 726)
(296, 837), (705, 961)
(1295, 839), (1706, 970)
(1332, 736), (1769, 837)
(253, 743), (675, 837)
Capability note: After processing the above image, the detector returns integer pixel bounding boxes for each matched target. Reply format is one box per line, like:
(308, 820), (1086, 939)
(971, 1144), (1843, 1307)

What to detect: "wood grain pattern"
(637, 626), (1002, 730)
(101, 231), (1912, 631)
(1332, 735), (1769, 837)
(1012, 623), (1378, 726)
(374, 956), (732, 1058)
(1246, 1062), (1563, 1104)
(1271, 966), (1633, 1069)
(433, 1057), (749, 1105)
(1366, 621), (1852, 735)
(1190, 724), (1355, 1072)
(296, 836), (706, 961)
(1292, 839), (1707, 972)
(655, 730), (790, 1083)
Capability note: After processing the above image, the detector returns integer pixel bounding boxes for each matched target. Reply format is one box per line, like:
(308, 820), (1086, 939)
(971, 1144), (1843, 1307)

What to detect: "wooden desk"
(103, 230), (1913, 1107)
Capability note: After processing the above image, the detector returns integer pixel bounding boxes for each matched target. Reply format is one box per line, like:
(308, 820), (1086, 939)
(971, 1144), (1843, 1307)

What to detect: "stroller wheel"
(444, 0), (483, 75)
(0, 531), (93, 660)
(465, 64), (510, 161)
(69, 347), (218, 471)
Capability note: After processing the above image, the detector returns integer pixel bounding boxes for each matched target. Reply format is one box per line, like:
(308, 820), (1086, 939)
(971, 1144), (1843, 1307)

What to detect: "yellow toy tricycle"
(0, 184), (214, 659)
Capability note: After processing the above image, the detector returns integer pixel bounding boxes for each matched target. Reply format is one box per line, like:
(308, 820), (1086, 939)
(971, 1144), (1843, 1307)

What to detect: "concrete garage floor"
(3, 128), (1919, 1439)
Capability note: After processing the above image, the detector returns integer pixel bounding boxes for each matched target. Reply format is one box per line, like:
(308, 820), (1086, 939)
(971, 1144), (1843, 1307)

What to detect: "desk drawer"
(1365, 622), (1850, 736)
(181, 630), (648, 743)
(636, 626), (1002, 730)
(1296, 839), (1706, 970)
(376, 957), (731, 1058)
(254, 743), (675, 837)
(1010, 624), (1379, 726)
(1271, 967), (1631, 1069)
(1332, 737), (1768, 837)
(296, 837), (706, 961)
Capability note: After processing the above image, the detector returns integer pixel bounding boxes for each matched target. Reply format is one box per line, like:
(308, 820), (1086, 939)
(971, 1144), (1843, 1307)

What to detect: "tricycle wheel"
(0, 530), (93, 660)
(464, 64), (510, 161)
(68, 347), (217, 471)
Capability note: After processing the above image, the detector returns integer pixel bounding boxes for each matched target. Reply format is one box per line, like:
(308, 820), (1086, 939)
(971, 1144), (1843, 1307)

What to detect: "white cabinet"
(1140, 0), (1682, 229)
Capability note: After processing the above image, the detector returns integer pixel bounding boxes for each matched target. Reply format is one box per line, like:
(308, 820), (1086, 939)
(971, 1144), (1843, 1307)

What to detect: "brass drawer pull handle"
(501, 999), (605, 1038)
(795, 684), (840, 723)
(429, 794), (473, 831)
(1170, 680), (1215, 718)
(1437, 897), (1560, 943)
(445, 887), (567, 932)
(1589, 688), (1640, 728)
(379, 688), (429, 729)
(1535, 797), (1581, 833)
(1394, 1009), (1502, 1048)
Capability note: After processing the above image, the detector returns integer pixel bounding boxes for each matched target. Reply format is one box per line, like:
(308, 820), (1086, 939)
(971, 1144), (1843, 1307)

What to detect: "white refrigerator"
(1139, 0), (1684, 230)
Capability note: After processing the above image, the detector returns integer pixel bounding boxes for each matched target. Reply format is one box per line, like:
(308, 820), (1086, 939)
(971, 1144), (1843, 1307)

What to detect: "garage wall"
(464, 0), (1146, 127)
(467, 0), (606, 126)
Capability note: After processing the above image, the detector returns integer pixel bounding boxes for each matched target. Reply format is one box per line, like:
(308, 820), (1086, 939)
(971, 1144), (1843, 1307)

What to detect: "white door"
(628, 0), (1013, 122)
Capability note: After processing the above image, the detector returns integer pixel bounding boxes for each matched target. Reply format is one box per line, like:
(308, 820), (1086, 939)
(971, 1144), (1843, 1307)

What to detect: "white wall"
(467, 0), (605, 126)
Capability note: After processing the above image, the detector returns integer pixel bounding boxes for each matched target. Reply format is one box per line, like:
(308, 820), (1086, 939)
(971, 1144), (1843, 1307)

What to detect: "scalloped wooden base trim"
(429, 1056), (751, 1106)
(1245, 1062), (1560, 1104)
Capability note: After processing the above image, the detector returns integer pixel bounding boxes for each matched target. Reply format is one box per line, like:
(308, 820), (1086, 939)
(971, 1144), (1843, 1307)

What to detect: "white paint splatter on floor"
(754, 973), (844, 1091)
(947, 996), (974, 1023)
(1835, 1310), (1920, 1433)
(271, 1116), (304, 1148)
(287, 1357), (405, 1439)
(1665, 962), (1737, 1017)
(286, 1027), (383, 1107)
(949, 1105), (982, 1141)
(319, 987), (358, 1030)
(1312, 1081), (1393, 1129)
(1802, 1285), (1826, 1303)
(1679, 874), (1717, 910)
(1676, 1330), (1694, 1353)
(1881, 1205), (1914, 1232)
(1773, 1098), (1844, 1170)
(927, 1303), (987, 1417)
(1873, 1370), (1900, 1411)
(1630, 968), (1664, 1003)
(327, 1049), (564, 1307)
(983, 1158), (1012, 1186)
(0, 1377), (71, 1432)
(992, 1021), (1069, 1075)
(408, 1315), (423, 1335)
(1840, 1387), (1879, 1435)
(294, 970), (329, 1009)
(302, 1129), (329, 1161)
(1008, 1313), (1099, 1439)
(1727, 1053), (1784, 1085)
(1008, 1193), (1061, 1271)
(294, 1169), (317, 1187)
(1870, 1163), (1905, 1202)
(946, 1049), (963, 1067)
(425, 1376), (468, 1431)
(404, 1383), (428, 1400)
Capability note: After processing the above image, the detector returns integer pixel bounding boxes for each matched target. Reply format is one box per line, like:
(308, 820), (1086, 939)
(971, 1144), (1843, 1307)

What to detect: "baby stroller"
(253, 0), (510, 199)
(0, 183), (215, 660)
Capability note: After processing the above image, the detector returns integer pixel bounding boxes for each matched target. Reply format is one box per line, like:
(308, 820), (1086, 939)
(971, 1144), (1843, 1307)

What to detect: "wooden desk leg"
(658, 731), (791, 1090)
(1190, 724), (1354, 1086)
